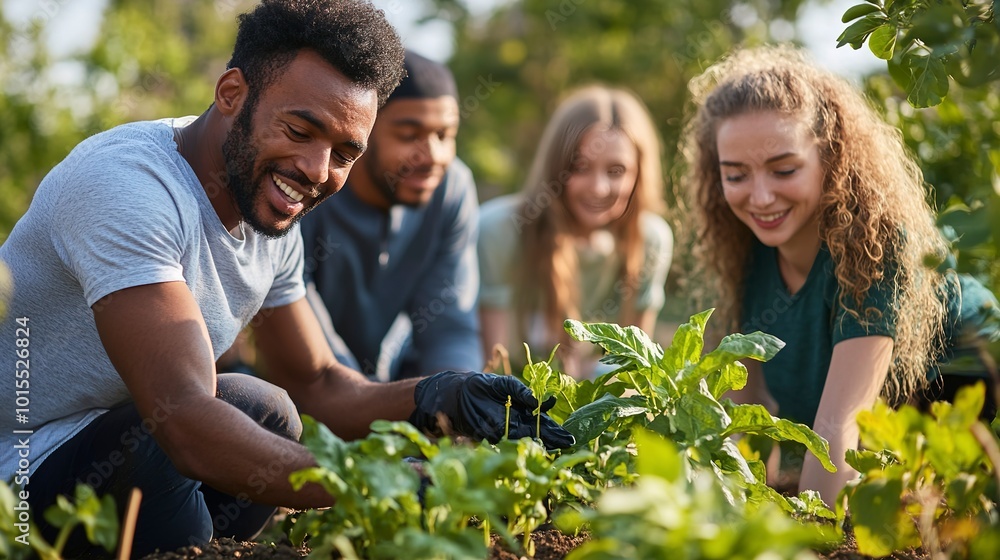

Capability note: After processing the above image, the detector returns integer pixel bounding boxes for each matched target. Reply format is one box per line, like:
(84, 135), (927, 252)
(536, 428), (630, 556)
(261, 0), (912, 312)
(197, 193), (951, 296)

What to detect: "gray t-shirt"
(0, 118), (305, 478)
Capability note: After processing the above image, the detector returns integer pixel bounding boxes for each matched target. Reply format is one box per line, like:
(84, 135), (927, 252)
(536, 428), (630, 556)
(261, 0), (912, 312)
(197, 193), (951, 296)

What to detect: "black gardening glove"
(409, 371), (575, 450)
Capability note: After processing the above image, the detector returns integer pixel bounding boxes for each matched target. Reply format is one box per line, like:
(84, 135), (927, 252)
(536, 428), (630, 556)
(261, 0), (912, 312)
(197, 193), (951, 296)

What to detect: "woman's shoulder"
(638, 211), (673, 248)
(479, 194), (525, 233)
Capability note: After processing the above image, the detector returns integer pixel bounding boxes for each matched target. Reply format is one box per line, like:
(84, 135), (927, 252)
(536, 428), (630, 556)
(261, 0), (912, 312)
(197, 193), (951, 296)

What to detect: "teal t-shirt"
(742, 241), (999, 427)
(741, 242), (896, 426)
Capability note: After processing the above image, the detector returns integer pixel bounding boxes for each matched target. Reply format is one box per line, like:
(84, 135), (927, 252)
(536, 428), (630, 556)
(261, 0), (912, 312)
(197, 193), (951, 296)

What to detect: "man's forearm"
(163, 396), (334, 509)
(287, 363), (420, 440)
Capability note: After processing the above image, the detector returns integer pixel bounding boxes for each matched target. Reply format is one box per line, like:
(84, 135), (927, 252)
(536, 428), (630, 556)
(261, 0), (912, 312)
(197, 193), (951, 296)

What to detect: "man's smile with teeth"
(753, 210), (789, 222)
(273, 173), (311, 202)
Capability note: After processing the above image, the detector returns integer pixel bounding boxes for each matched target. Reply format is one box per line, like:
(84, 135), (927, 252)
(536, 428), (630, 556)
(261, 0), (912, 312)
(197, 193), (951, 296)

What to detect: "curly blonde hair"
(682, 46), (949, 401)
(517, 85), (665, 346)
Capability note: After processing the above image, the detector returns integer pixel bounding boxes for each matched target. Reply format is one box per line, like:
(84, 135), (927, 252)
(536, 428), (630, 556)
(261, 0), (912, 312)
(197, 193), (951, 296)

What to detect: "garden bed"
(138, 529), (930, 560)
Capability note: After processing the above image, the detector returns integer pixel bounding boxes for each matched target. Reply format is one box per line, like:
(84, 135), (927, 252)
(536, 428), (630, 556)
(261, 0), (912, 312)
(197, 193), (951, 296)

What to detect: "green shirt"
(741, 242), (895, 426)
(742, 241), (999, 427)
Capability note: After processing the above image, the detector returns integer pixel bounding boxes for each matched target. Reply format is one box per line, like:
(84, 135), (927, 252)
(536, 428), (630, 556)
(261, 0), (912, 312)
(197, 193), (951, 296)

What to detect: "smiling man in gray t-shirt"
(0, 1), (570, 556)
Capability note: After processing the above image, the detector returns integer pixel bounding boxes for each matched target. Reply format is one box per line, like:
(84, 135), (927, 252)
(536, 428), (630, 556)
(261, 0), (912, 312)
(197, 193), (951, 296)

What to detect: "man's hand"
(409, 371), (575, 449)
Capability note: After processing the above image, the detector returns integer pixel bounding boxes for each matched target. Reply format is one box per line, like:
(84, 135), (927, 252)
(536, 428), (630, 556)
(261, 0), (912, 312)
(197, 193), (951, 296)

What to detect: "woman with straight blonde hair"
(478, 85), (673, 379)
(683, 45), (999, 505)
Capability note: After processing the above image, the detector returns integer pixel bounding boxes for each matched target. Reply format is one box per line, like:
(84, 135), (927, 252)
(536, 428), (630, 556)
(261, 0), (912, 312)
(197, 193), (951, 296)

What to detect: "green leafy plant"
(554, 310), (836, 515)
(1, 482), (118, 560)
(557, 430), (838, 559)
(838, 0), (998, 107)
(289, 311), (840, 558)
(522, 344), (575, 439)
(840, 383), (1000, 557)
(288, 417), (594, 559)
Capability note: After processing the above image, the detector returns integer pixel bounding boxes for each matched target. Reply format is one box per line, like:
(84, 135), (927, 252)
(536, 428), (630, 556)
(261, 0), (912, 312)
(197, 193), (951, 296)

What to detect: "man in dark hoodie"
(301, 50), (482, 381)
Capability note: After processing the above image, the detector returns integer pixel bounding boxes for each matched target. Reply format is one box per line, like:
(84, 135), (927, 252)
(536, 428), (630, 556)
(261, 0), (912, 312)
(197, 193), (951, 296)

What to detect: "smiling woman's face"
(563, 127), (639, 234)
(716, 111), (825, 257)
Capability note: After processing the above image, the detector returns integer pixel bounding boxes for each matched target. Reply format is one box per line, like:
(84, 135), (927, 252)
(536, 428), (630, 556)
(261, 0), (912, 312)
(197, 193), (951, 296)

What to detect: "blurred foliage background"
(0, 0), (997, 314)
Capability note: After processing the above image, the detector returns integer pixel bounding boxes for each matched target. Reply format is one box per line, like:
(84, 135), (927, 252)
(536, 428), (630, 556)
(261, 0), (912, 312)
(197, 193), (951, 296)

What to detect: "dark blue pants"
(28, 374), (303, 558)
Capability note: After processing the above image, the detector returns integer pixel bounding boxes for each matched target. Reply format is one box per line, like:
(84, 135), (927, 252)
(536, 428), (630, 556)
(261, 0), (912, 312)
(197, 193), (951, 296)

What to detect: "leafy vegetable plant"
(551, 310), (836, 515)
(289, 310), (840, 557)
(1, 482), (118, 560)
(288, 418), (594, 559)
(840, 382), (1000, 558)
(557, 430), (838, 560)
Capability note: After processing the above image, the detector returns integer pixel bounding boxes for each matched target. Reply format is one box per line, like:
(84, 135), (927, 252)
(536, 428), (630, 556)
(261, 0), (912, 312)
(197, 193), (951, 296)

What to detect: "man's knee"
(216, 373), (302, 441)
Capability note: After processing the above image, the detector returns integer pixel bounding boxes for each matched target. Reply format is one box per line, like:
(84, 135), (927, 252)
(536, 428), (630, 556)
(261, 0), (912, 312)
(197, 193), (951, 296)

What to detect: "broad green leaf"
(849, 477), (919, 556)
(845, 448), (896, 472)
(705, 361), (748, 399)
(563, 393), (648, 445)
(88, 494), (119, 552)
(886, 53), (912, 90)
(950, 380), (987, 425)
(289, 466), (347, 496)
(377, 528), (487, 560)
(744, 458), (794, 512)
(300, 415), (348, 471)
(715, 439), (756, 484)
(948, 28), (1000, 87)
(634, 429), (684, 481)
(945, 472), (986, 513)
(856, 403), (917, 457)
(660, 309), (712, 372)
(551, 449), (597, 471)
(842, 3), (880, 23)
(645, 413), (674, 437)
(674, 392), (729, 446)
(370, 420), (439, 459)
(868, 25), (896, 59)
(836, 14), (888, 49)
(564, 320), (662, 368)
(43, 495), (75, 528)
(691, 331), (784, 384)
(724, 404), (836, 471)
(904, 52), (950, 107)
(723, 403), (778, 434)
(771, 419), (836, 472)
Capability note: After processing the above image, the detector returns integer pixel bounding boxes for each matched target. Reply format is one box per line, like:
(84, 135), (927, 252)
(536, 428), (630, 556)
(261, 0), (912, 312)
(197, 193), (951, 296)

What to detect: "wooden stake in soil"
(118, 487), (142, 560)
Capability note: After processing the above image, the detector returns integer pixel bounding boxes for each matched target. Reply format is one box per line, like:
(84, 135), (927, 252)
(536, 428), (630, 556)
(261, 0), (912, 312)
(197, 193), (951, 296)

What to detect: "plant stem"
(625, 371), (644, 397)
(971, 421), (1000, 492)
(53, 521), (78, 558)
(504, 395), (512, 440)
(536, 405), (542, 441)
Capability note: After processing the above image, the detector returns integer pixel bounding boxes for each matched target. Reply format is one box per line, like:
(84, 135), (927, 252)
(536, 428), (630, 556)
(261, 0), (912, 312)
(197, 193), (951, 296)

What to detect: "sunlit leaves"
(841, 384), (1000, 556)
(839, 0), (999, 107)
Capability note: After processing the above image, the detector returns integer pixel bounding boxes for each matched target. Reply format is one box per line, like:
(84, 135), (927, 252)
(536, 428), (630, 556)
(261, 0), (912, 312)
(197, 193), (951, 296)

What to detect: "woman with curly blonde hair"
(478, 85), (673, 378)
(683, 46), (999, 505)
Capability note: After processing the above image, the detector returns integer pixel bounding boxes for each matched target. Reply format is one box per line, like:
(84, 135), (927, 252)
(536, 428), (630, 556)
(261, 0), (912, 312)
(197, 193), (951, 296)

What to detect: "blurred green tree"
(427, 0), (809, 203)
(0, 0), (254, 238)
(840, 0), (1000, 289)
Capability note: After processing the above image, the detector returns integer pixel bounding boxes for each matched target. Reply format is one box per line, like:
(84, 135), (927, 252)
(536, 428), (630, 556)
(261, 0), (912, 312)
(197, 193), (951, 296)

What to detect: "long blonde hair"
(516, 85), (665, 345)
(683, 46), (948, 401)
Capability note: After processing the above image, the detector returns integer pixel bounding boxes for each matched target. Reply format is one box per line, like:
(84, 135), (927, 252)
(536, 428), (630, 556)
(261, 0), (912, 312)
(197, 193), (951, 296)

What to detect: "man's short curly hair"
(227, 0), (404, 108)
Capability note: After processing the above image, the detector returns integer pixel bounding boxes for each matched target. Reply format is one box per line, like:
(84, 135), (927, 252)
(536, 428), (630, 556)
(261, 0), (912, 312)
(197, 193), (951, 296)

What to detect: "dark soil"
(139, 527), (929, 560)
(138, 538), (307, 560)
(816, 528), (928, 560)
(488, 528), (589, 560)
